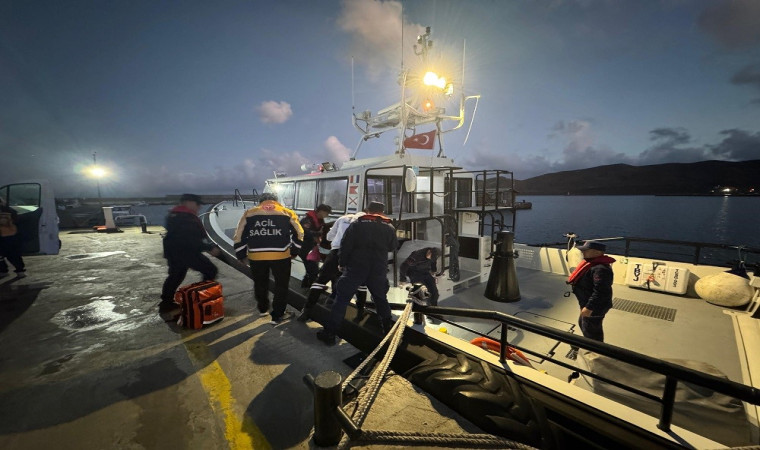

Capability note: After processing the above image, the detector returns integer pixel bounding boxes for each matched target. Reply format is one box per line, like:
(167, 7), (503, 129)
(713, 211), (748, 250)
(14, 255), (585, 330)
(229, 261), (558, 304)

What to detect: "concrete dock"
(0, 226), (482, 449)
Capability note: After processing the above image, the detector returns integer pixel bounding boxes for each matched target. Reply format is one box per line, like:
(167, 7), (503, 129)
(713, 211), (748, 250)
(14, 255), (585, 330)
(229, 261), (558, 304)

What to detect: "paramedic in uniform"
(317, 201), (397, 345)
(234, 192), (304, 323)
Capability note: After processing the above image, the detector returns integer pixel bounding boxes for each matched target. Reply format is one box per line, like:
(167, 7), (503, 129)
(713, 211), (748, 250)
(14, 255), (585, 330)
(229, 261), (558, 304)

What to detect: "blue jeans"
(579, 315), (605, 342)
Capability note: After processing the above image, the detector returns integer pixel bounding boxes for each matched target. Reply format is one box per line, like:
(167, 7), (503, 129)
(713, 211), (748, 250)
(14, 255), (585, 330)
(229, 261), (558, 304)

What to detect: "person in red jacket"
(159, 194), (221, 321)
(566, 240), (615, 360)
(299, 204), (332, 288)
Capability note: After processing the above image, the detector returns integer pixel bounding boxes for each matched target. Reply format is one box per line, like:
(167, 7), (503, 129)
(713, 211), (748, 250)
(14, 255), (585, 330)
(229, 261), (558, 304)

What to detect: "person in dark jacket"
(233, 192), (304, 323)
(159, 193), (220, 320)
(400, 247), (440, 307)
(317, 201), (397, 345)
(566, 240), (615, 359)
(299, 204), (332, 288)
(0, 197), (25, 278)
(297, 211), (368, 322)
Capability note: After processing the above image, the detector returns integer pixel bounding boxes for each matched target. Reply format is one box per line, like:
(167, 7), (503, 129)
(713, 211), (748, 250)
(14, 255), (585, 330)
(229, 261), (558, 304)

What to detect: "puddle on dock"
(52, 298), (127, 331)
(52, 297), (157, 333)
(65, 251), (126, 260)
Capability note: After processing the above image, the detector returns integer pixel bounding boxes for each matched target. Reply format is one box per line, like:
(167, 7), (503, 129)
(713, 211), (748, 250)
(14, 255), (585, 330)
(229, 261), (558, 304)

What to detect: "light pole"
(92, 152), (103, 206)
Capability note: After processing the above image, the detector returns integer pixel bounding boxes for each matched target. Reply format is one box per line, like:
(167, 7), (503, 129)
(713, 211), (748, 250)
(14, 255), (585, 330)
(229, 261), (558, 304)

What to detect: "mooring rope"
(336, 300), (538, 449)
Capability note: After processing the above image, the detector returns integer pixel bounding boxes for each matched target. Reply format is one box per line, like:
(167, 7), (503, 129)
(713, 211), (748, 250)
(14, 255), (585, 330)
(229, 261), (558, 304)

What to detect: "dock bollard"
(484, 230), (521, 302)
(313, 370), (343, 446)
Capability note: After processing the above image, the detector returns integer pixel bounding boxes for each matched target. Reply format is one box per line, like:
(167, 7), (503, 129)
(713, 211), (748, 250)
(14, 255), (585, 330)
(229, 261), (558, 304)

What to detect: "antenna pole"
(398, 7), (406, 156)
(462, 40), (466, 94)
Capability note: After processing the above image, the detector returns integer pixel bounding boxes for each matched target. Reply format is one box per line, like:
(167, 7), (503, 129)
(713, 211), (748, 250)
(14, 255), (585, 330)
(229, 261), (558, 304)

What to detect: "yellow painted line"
(185, 342), (271, 450)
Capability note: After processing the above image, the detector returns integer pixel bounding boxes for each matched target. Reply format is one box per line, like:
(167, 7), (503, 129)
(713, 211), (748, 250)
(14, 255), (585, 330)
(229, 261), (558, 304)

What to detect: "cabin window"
(451, 178), (473, 208)
(318, 178), (347, 213)
(366, 177), (411, 214)
(277, 183), (295, 208)
(295, 180), (317, 210)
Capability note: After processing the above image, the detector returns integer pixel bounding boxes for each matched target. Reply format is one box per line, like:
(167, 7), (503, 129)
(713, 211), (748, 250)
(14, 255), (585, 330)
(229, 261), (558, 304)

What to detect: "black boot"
(316, 329), (336, 346)
(158, 301), (181, 322)
(353, 305), (365, 321)
(297, 306), (311, 322)
(380, 317), (394, 335)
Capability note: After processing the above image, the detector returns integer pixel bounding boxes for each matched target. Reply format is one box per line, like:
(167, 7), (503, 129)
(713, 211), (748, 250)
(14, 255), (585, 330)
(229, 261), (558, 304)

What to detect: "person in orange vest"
(0, 196), (25, 278)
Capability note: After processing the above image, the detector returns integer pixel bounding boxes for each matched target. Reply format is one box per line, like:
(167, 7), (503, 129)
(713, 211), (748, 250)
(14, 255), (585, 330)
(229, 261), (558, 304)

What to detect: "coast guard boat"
(202, 27), (760, 448)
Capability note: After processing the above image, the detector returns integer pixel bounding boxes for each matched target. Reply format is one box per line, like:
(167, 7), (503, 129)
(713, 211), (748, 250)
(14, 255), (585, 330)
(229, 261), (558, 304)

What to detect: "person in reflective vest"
(234, 192), (304, 323)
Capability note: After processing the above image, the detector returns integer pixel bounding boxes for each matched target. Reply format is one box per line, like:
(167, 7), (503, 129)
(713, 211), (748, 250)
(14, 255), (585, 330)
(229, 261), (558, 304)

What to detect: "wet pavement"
(0, 226), (481, 449)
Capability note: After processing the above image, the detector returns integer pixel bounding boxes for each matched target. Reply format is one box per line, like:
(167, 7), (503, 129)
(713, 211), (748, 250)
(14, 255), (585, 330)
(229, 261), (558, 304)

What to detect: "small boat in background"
(514, 199), (532, 209)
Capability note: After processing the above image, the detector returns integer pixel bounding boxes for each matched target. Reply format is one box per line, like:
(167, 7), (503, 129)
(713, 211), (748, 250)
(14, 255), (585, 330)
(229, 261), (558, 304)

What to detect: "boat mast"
(350, 26), (477, 160)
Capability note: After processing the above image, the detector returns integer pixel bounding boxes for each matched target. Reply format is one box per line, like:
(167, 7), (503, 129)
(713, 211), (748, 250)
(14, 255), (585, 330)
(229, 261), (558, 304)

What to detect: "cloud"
(730, 63), (760, 104)
(324, 136), (351, 163)
(256, 100), (293, 124)
(698, 0), (760, 49)
(637, 127), (706, 165)
(708, 129), (760, 160)
(337, 0), (425, 79)
(648, 127), (691, 145)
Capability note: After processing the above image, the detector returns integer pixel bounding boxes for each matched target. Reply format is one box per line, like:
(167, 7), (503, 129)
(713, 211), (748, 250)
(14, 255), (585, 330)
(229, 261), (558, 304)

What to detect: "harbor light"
(84, 152), (109, 205)
(88, 166), (107, 178)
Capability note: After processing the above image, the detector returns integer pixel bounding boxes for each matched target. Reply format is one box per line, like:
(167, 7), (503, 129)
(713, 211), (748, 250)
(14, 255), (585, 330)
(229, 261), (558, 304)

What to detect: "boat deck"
(430, 267), (743, 385)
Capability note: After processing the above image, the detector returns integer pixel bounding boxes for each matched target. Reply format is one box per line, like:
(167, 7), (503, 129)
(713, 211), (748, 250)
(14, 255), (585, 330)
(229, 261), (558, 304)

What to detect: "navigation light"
(423, 71), (447, 89)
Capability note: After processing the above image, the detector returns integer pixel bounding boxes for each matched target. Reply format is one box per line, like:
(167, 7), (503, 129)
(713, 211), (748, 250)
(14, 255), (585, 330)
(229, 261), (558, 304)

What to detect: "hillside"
(513, 160), (760, 195)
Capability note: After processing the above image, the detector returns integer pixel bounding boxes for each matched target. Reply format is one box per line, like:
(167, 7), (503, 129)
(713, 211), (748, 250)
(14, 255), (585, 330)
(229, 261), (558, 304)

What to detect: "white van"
(0, 181), (60, 255)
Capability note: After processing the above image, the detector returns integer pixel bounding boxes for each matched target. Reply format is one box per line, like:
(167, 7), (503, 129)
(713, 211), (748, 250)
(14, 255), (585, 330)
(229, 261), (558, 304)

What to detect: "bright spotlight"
(90, 167), (107, 178)
(423, 71), (447, 89)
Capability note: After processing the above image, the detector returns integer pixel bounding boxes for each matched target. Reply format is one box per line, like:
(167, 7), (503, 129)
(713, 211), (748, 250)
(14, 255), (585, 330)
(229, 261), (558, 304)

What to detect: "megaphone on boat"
(485, 230), (521, 302)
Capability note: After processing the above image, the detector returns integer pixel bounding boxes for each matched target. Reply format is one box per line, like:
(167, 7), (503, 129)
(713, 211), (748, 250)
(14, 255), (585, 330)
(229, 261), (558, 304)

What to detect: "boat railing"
(532, 236), (760, 268)
(390, 302), (760, 432)
(360, 165), (518, 232)
(448, 169), (518, 239)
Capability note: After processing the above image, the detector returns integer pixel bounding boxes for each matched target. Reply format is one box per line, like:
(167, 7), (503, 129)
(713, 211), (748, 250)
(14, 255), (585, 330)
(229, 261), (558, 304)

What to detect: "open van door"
(0, 181), (60, 255)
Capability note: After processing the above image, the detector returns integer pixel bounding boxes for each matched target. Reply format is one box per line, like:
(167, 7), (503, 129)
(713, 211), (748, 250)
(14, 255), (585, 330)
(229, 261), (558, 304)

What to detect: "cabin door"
(0, 182), (60, 255)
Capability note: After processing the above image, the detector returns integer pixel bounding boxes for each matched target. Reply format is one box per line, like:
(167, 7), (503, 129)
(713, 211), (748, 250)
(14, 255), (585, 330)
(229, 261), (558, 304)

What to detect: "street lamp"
(87, 152), (108, 206)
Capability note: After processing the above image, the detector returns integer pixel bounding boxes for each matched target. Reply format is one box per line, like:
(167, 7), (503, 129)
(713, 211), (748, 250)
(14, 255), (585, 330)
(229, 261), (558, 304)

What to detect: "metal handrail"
(389, 303), (760, 432)
(530, 236), (760, 267)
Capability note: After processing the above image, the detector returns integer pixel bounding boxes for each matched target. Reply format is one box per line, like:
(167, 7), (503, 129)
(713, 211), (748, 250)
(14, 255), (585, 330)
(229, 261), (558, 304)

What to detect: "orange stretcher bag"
(174, 280), (225, 329)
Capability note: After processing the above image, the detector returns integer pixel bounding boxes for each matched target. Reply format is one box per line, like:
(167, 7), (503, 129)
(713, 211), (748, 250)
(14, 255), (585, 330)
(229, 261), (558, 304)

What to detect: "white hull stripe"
(250, 246), (290, 252)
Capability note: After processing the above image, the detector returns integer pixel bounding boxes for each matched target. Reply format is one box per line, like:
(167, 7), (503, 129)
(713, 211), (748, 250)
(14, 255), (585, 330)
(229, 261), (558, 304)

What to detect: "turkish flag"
(403, 130), (436, 149)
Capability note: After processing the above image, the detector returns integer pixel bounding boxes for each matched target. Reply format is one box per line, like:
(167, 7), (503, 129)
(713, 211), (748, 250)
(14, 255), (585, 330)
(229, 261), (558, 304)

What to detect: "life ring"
(470, 337), (534, 368)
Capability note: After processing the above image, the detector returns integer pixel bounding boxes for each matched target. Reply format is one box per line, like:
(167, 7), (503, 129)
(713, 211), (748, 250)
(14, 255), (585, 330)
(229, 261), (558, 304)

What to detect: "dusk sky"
(2, 0), (759, 198)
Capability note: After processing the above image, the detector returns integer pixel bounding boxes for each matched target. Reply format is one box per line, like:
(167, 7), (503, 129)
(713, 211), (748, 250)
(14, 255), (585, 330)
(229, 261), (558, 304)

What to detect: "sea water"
(514, 195), (760, 248)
